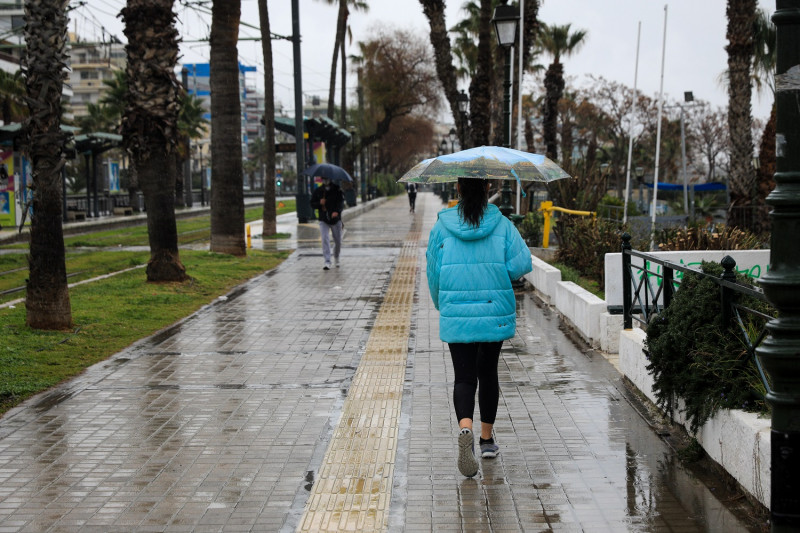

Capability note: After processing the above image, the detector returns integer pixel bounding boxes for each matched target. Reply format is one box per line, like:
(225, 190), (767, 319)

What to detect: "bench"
(113, 207), (133, 216)
(66, 210), (86, 222)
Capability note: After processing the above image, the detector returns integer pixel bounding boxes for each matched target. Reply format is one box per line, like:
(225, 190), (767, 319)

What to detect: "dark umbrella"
(302, 163), (353, 183)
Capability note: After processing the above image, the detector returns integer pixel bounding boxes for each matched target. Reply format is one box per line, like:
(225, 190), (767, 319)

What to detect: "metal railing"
(621, 232), (774, 397)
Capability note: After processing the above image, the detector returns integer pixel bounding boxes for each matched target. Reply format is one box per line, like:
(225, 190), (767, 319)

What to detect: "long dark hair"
(457, 178), (488, 228)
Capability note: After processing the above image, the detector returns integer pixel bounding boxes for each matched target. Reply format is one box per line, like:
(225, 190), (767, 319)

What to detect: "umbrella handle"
(510, 169), (526, 197)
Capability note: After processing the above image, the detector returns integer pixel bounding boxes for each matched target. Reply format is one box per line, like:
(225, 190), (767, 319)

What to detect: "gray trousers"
(319, 220), (343, 264)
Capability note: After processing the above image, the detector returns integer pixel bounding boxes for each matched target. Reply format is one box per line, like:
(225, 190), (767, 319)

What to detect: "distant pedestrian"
(426, 178), (532, 477)
(310, 177), (345, 270)
(407, 183), (417, 213)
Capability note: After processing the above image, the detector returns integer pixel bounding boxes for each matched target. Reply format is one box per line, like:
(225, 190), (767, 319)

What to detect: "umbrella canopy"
(302, 162), (353, 183)
(398, 146), (571, 184)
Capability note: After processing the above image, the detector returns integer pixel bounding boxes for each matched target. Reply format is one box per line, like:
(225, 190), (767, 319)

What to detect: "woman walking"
(426, 178), (532, 477)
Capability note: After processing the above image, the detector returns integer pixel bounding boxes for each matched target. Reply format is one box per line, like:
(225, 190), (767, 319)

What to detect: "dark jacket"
(310, 183), (345, 225)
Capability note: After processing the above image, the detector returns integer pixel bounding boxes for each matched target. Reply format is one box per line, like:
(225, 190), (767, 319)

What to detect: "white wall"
(605, 250), (771, 308)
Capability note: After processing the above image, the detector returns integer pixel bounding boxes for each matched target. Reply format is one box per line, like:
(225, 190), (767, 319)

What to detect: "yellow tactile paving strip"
(298, 228), (421, 532)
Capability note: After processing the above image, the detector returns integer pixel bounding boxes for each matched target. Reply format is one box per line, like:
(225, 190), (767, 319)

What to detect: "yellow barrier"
(537, 201), (596, 248)
(246, 223), (252, 249)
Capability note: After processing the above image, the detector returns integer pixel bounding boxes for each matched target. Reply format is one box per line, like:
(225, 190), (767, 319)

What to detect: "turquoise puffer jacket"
(426, 203), (532, 343)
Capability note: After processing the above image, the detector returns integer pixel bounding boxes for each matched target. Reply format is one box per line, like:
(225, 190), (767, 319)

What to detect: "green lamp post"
(756, 2), (800, 529)
(492, 1), (519, 219)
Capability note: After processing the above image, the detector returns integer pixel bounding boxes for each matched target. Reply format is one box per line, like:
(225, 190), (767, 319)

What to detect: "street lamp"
(457, 89), (469, 148)
(448, 127), (458, 200)
(492, 1), (519, 219)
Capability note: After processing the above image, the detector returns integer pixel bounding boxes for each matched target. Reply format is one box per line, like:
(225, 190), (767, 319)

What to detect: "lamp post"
(448, 128), (458, 200)
(458, 89), (469, 147)
(492, 1), (519, 219)
(758, 4), (800, 529)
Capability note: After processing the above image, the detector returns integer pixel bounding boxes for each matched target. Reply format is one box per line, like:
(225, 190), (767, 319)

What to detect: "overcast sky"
(78, 0), (774, 121)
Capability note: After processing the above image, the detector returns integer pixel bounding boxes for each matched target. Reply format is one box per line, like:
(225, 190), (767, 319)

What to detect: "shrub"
(644, 261), (771, 433)
(655, 224), (765, 251)
(518, 211), (544, 247)
(597, 194), (640, 220)
(554, 217), (646, 290)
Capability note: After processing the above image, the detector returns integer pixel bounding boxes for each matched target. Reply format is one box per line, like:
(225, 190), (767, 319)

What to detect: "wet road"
(0, 193), (757, 531)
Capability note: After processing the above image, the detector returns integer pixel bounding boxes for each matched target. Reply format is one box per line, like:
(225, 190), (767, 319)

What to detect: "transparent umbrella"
(398, 146), (571, 185)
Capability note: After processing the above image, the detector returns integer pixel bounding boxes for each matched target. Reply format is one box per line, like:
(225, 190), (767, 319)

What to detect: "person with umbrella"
(309, 167), (347, 270)
(402, 145), (570, 477)
(425, 177), (532, 477)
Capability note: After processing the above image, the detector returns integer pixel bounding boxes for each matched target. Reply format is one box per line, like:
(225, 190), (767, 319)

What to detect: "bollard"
(539, 201), (553, 248)
(246, 224), (251, 249)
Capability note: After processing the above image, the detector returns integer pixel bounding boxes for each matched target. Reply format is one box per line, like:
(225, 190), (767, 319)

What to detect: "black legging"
(448, 341), (503, 424)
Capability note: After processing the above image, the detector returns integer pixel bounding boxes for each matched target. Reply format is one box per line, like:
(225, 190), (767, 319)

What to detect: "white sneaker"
(323, 262), (331, 270)
(335, 257), (340, 268)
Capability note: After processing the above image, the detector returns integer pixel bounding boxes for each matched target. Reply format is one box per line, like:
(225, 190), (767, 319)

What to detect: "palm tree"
(419, 0), (474, 146)
(317, 0), (368, 125)
(176, 90), (209, 207)
(0, 69), (26, 125)
(537, 22), (587, 162)
(448, 1), (481, 81)
(752, 7), (776, 235)
(99, 69), (127, 121)
(77, 103), (117, 133)
(21, 0), (72, 329)
(257, 0), (277, 236)
(724, 0), (757, 230)
(209, 0), (246, 256)
(99, 69), (141, 210)
(121, 0), (186, 281)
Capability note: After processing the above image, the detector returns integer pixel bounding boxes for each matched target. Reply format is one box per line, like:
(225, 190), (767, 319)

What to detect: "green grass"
(0, 249), (291, 416)
(0, 251), (152, 305)
(0, 201), (296, 304)
(551, 262), (605, 300)
(0, 201), (296, 250)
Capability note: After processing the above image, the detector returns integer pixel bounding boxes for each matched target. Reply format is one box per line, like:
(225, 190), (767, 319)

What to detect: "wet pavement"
(0, 193), (759, 532)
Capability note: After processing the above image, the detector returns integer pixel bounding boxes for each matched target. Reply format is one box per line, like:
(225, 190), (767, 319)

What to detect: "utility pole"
(291, 0), (311, 222)
(181, 67), (193, 207)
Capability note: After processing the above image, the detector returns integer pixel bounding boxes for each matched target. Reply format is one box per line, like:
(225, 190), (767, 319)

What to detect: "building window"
(81, 71), (99, 80)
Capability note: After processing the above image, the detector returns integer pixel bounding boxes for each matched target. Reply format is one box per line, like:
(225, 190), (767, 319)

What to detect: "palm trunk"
(468, 0), (493, 147)
(258, 0), (277, 236)
(725, 0), (757, 230)
(543, 61), (564, 161)
(22, 0), (72, 330)
(340, 36), (347, 126)
(327, 0), (347, 120)
(121, 0), (186, 281)
(210, 0), (246, 255)
(420, 0), (469, 146)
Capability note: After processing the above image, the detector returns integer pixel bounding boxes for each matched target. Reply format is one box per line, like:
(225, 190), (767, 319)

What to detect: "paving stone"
(0, 194), (758, 532)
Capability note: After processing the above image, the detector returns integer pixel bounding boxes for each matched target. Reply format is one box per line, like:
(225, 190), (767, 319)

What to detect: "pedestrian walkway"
(0, 193), (757, 532)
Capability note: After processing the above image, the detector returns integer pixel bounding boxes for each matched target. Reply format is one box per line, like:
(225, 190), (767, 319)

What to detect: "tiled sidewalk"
(0, 193), (755, 532)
